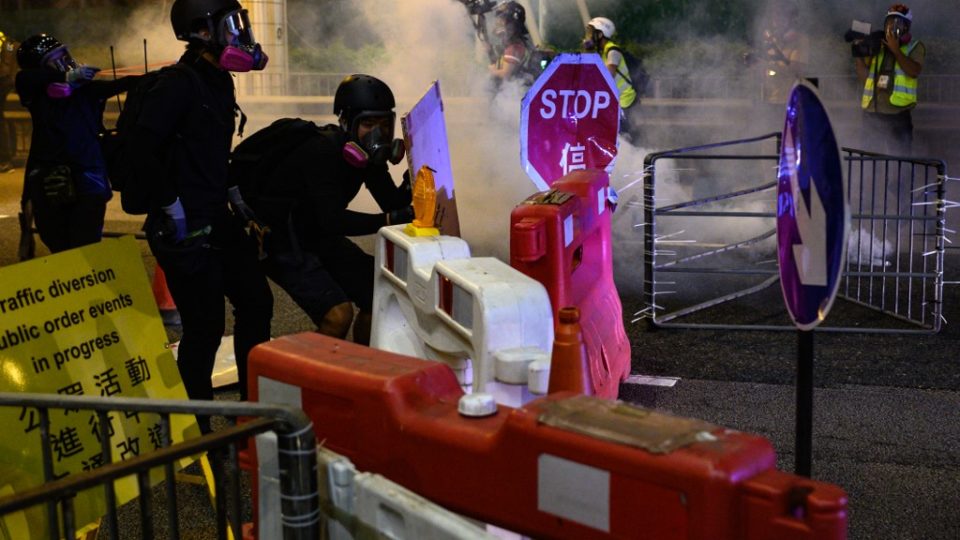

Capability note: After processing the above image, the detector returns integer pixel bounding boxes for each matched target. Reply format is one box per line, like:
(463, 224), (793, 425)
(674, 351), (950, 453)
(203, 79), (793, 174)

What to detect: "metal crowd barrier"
(640, 132), (948, 333)
(0, 394), (319, 540)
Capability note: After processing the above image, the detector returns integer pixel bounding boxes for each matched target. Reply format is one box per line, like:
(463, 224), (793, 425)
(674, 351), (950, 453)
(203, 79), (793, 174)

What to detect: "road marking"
(624, 374), (680, 387)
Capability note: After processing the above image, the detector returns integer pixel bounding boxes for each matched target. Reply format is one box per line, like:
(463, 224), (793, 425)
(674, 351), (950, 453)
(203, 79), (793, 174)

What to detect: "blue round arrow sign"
(777, 82), (849, 330)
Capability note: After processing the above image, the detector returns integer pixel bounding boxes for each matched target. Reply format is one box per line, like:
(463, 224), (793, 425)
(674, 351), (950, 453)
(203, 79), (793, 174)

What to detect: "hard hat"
(588, 17), (616, 39)
(17, 34), (65, 70)
(170, 0), (242, 42)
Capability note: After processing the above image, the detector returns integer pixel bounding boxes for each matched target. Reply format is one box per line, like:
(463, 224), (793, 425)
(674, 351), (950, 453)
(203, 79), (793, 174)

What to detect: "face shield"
(219, 9), (256, 48)
(43, 47), (78, 73)
(216, 9), (269, 71)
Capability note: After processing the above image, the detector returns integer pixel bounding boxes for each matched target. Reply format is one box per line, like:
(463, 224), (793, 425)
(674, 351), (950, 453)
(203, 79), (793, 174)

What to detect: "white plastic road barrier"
(371, 225), (554, 407)
(317, 447), (494, 540)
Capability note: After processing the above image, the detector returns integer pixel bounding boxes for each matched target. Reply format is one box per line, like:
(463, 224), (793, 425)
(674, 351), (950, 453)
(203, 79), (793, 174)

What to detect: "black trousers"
(148, 214), (273, 413)
(0, 79), (13, 165)
(28, 177), (106, 253)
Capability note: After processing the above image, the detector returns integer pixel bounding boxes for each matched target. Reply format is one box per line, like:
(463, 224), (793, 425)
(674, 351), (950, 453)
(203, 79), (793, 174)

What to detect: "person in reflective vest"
(856, 3), (924, 154)
(582, 17), (638, 137)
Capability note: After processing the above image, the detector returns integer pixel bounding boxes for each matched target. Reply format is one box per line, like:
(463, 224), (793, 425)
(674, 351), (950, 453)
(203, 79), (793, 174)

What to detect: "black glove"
(386, 205), (415, 226)
(399, 169), (413, 206)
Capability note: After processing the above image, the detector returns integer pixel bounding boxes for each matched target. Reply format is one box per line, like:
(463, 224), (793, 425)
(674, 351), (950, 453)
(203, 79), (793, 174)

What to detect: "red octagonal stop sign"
(521, 53), (620, 191)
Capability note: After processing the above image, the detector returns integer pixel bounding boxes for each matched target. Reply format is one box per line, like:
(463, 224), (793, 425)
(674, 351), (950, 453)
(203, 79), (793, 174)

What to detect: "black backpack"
(228, 117), (328, 224)
(100, 64), (200, 214)
(609, 46), (650, 97)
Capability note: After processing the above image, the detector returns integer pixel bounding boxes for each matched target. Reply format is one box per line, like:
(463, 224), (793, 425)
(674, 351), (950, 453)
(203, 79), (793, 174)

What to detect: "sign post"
(776, 82), (849, 477)
(520, 53), (620, 190)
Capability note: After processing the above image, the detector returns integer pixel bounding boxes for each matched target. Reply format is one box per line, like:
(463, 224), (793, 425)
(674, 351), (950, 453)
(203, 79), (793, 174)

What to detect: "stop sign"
(521, 53), (620, 191)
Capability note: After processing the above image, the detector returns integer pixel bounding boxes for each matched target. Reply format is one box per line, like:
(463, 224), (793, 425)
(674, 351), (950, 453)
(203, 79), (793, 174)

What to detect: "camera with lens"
(457, 0), (496, 16)
(844, 29), (885, 58)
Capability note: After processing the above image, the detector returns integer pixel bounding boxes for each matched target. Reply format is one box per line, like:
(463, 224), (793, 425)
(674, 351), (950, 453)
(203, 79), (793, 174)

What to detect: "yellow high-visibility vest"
(862, 41), (919, 109)
(602, 41), (637, 109)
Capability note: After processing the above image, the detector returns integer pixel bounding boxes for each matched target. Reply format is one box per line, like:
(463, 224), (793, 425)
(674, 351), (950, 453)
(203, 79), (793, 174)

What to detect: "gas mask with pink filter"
(342, 111), (405, 169)
(215, 9), (268, 72)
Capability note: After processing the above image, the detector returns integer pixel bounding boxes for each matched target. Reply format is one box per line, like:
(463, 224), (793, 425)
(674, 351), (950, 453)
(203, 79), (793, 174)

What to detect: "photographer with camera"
(854, 3), (924, 154)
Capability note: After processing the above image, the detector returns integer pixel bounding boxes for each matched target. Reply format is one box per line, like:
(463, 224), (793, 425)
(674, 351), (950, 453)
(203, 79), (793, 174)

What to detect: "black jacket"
(257, 127), (411, 250)
(16, 67), (138, 196)
(128, 49), (238, 229)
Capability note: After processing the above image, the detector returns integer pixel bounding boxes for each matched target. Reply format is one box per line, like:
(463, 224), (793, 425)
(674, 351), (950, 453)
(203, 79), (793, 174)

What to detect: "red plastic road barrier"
(511, 169), (630, 398)
(247, 333), (847, 540)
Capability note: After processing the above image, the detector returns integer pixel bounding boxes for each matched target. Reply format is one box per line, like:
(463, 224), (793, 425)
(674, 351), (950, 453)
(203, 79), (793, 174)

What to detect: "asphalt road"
(0, 164), (957, 540)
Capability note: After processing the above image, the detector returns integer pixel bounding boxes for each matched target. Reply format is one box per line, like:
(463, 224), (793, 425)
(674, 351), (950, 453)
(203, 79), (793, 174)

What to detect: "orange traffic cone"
(548, 307), (593, 395)
(152, 265), (181, 327)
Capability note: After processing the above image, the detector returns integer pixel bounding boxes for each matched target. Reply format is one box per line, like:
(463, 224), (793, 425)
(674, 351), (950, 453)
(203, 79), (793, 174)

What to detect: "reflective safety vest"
(861, 41), (919, 109)
(602, 41), (637, 109)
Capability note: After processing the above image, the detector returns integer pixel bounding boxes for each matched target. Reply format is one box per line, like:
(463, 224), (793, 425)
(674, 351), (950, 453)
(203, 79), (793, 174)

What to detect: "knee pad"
(318, 302), (355, 338)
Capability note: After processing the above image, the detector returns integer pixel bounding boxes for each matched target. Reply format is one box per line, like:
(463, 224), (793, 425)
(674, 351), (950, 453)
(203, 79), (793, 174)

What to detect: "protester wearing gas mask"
(228, 74), (413, 347)
(855, 3), (924, 154)
(125, 0), (273, 422)
(488, 1), (538, 85)
(15, 34), (140, 254)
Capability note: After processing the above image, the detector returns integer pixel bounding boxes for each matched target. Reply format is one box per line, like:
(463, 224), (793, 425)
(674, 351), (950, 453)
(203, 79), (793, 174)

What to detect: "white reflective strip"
(597, 187), (605, 215)
(564, 215), (574, 247)
(258, 376), (302, 407)
(538, 454), (610, 532)
(624, 374), (680, 387)
(255, 432), (282, 540)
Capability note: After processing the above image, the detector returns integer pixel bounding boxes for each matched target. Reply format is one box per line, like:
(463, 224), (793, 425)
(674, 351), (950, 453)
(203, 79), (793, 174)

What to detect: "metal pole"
(795, 329), (814, 477)
(575, 0), (591, 27)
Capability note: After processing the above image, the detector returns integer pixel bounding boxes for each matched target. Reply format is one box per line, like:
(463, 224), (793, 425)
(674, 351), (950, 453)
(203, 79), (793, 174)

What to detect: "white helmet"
(588, 17), (615, 39)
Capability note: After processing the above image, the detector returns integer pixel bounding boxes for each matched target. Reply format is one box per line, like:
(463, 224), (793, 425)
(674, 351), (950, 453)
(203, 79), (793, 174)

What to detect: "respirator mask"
(216, 9), (268, 72)
(886, 16), (911, 44)
(43, 47), (78, 73)
(342, 112), (405, 169)
(582, 28), (602, 51)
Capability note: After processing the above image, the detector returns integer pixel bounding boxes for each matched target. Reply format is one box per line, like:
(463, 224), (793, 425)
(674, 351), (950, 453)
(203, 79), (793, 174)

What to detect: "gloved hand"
(386, 205), (415, 226)
(65, 65), (100, 84)
(161, 198), (187, 243)
(227, 186), (256, 223)
(399, 169), (413, 205)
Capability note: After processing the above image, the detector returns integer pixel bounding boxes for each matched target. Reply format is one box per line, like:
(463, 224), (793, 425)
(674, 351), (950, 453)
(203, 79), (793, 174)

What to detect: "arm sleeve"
(300, 143), (389, 237)
(125, 125), (176, 209)
(909, 41), (925, 67)
(605, 49), (624, 69)
(126, 72), (191, 209)
(82, 75), (142, 100)
(365, 165), (411, 211)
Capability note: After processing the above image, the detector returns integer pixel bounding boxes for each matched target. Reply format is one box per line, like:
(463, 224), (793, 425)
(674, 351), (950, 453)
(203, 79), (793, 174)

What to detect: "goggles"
(43, 47), (78, 73)
(219, 9), (257, 49)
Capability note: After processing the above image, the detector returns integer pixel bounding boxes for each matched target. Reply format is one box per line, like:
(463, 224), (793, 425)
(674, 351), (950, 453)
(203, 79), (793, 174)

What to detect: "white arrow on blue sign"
(777, 82), (850, 330)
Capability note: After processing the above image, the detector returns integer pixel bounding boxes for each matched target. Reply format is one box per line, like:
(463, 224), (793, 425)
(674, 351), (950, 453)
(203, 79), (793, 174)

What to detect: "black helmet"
(495, 1), (525, 26)
(171, 0), (242, 41)
(333, 74), (396, 128)
(17, 34), (63, 69)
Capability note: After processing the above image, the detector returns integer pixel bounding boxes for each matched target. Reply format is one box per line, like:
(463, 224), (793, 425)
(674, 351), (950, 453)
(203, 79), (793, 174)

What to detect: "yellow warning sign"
(0, 237), (196, 539)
